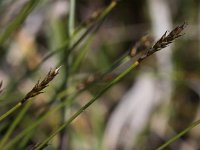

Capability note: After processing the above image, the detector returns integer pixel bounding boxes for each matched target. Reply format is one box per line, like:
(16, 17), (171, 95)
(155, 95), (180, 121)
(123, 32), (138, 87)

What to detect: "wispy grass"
(33, 23), (186, 150)
(0, 0), (193, 149)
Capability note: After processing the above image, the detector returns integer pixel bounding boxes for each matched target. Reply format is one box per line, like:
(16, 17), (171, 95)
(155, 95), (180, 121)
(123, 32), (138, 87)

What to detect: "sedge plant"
(0, 0), (198, 150)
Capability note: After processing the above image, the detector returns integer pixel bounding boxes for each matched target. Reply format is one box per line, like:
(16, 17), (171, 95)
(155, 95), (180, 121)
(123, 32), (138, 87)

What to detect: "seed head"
(138, 22), (187, 62)
(22, 66), (61, 103)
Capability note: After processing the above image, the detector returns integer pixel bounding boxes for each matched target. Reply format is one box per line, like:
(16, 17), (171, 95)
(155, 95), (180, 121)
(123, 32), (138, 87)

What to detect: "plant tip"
(55, 66), (62, 74)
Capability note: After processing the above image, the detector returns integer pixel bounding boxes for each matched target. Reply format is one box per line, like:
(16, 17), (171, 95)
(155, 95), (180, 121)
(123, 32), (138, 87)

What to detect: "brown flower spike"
(22, 67), (61, 103)
(138, 22), (187, 62)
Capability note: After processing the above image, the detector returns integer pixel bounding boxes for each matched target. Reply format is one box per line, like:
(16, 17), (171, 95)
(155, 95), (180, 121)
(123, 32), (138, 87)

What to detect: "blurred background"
(0, 0), (200, 150)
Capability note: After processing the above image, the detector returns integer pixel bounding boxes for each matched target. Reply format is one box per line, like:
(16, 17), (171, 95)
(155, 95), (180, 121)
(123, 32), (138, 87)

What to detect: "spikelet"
(22, 66), (61, 103)
(138, 22), (187, 62)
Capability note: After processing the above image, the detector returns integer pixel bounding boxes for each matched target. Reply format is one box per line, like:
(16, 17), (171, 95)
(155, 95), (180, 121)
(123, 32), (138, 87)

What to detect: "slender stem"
(58, 0), (76, 147)
(56, 3), (118, 148)
(3, 90), (83, 150)
(71, 33), (94, 73)
(0, 102), (22, 122)
(58, 52), (70, 150)
(156, 119), (200, 150)
(34, 61), (139, 150)
(0, 101), (32, 148)
(68, 0), (76, 37)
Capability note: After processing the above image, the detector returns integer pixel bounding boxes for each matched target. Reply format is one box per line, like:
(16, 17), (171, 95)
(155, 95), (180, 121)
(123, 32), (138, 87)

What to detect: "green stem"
(0, 102), (22, 122)
(58, 0), (76, 148)
(34, 61), (139, 150)
(3, 53), (131, 149)
(3, 91), (82, 150)
(0, 101), (32, 148)
(156, 119), (200, 150)
(68, 0), (76, 37)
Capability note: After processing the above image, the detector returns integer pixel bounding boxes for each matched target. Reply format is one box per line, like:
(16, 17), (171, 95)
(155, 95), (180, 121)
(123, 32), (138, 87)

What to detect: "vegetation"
(0, 0), (199, 150)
